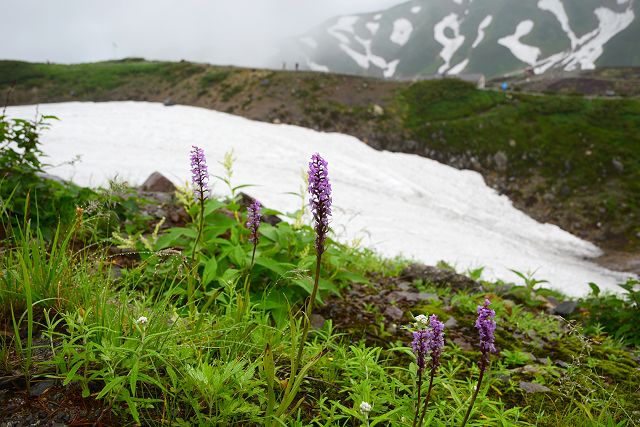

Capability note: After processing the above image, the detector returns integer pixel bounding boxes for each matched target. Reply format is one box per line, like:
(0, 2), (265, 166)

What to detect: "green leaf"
(97, 376), (125, 399)
(204, 199), (225, 216)
(255, 257), (295, 277)
(155, 227), (197, 249)
(589, 282), (601, 296)
(203, 257), (219, 284)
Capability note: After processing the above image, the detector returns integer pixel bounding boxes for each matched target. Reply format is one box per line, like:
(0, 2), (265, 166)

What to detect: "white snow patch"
(538, 0), (578, 48)
(339, 36), (399, 76)
(366, 22), (380, 35)
(533, 4), (634, 73)
(451, 0), (463, 4)
(498, 20), (541, 66)
(299, 37), (318, 49)
(411, 6), (421, 14)
(447, 58), (469, 74)
(472, 15), (493, 48)
(306, 60), (329, 72)
(327, 16), (359, 45)
(374, 14), (382, 20)
(434, 13), (466, 74)
(6, 101), (630, 296)
(383, 59), (400, 78)
(390, 18), (413, 46)
(562, 6), (634, 70)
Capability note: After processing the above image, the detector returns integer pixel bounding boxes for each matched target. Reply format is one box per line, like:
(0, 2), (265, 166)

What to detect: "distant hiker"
(501, 82), (508, 91)
(295, 62), (299, 71)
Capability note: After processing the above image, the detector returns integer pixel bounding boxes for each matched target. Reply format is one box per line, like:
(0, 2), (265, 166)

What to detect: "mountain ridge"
(277, 0), (639, 78)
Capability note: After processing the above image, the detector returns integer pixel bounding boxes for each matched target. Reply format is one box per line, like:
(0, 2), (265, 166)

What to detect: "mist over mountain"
(277, 0), (638, 78)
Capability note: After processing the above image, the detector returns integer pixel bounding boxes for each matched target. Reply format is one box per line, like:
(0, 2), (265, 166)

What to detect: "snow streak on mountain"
(279, 0), (638, 78)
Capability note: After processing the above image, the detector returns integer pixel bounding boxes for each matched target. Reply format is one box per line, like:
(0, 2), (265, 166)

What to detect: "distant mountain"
(277, 0), (638, 78)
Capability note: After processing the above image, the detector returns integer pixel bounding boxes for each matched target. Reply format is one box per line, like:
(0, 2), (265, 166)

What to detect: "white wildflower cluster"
(359, 401), (372, 415)
(135, 316), (148, 325)
(414, 314), (429, 329)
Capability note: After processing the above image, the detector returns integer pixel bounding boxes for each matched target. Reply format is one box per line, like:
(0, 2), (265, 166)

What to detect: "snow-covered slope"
(278, 0), (638, 78)
(6, 102), (630, 295)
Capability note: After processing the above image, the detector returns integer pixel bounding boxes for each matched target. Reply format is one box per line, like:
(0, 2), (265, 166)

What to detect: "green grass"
(0, 59), (202, 96)
(1, 149), (639, 425)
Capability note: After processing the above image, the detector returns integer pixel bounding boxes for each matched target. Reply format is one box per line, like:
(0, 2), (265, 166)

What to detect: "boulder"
(141, 172), (176, 193)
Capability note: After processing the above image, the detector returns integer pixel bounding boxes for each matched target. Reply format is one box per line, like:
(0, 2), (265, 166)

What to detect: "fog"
(0, 0), (407, 67)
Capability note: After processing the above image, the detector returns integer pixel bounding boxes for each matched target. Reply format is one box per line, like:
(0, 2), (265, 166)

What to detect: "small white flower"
(414, 314), (429, 328)
(136, 316), (148, 325)
(359, 401), (372, 415)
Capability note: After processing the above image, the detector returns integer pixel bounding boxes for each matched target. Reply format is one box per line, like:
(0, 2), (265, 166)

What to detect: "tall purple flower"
(475, 298), (497, 368)
(426, 315), (445, 369)
(246, 200), (262, 245)
(308, 153), (332, 255)
(412, 329), (429, 372)
(190, 145), (209, 200)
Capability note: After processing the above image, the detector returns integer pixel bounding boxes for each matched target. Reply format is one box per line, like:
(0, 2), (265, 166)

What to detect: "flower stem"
(189, 194), (205, 311)
(461, 364), (486, 427)
(412, 368), (424, 427)
(418, 367), (436, 427)
(294, 253), (322, 370)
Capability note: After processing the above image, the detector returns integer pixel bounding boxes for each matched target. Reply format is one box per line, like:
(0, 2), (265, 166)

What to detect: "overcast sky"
(0, 0), (407, 67)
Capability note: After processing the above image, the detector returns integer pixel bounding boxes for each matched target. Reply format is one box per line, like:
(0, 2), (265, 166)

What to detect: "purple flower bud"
(412, 315), (446, 372)
(411, 329), (429, 372)
(308, 153), (332, 255)
(426, 315), (445, 369)
(190, 145), (209, 200)
(475, 298), (497, 368)
(246, 200), (262, 245)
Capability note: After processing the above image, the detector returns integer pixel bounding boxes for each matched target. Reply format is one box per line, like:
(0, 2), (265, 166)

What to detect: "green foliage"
(578, 279), (640, 346)
(199, 70), (231, 88)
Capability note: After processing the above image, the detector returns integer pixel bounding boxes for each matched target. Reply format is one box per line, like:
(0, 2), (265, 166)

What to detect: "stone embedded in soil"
(444, 316), (458, 329)
(553, 300), (578, 316)
(519, 381), (551, 393)
(311, 314), (326, 329)
(29, 380), (56, 397)
(387, 291), (439, 303)
(141, 171), (177, 193)
(453, 337), (473, 351)
(400, 264), (480, 292)
(384, 305), (404, 321)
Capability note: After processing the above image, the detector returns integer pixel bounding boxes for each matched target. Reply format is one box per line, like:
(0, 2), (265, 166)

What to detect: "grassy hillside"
(1, 59), (639, 260)
(2, 87), (640, 426)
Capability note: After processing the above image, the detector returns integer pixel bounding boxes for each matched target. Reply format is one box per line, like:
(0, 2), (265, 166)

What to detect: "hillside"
(278, 0), (639, 79)
(1, 59), (640, 270)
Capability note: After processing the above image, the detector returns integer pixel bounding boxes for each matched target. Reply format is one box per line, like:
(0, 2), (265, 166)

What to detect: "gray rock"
(141, 172), (176, 193)
(553, 300), (578, 316)
(388, 291), (439, 303)
(612, 159), (624, 173)
(453, 337), (472, 351)
(163, 97), (175, 106)
(29, 379), (56, 397)
(401, 264), (480, 292)
(311, 314), (326, 329)
(519, 381), (550, 393)
(384, 305), (404, 321)
(493, 151), (508, 172)
(444, 316), (458, 328)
